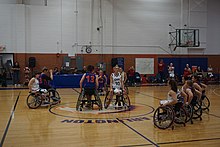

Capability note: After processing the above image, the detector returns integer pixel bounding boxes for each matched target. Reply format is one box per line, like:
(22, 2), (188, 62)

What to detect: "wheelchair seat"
(76, 89), (102, 111)
(104, 89), (130, 110)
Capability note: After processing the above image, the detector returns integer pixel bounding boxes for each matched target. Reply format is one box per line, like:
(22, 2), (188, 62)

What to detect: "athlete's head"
(119, 67), (123, 73)
(113, 65), (119, 73)
(186, 80), (193, 88)
(33, 71), (41, 78)
(168, 79), (177, 93)
(99, 70), (103, 75)
(42, 67), (48, 73)
(192, 75), (199, 82)
(87, 65), (94, 73)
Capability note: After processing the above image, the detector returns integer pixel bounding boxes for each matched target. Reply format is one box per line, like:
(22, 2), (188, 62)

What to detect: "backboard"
(176, 29), (200, 47)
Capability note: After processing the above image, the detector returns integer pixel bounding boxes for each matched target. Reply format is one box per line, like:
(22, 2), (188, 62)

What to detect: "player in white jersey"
(28, 71), (47, 93)
(109, 65), (124, 99)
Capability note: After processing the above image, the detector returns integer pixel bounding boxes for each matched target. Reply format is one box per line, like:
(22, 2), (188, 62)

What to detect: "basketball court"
(0, 85), (220, 146)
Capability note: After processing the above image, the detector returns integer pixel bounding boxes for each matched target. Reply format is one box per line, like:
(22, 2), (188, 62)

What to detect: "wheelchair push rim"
(201, 96), (210, 111)
(153, 106), (174, 129)
(26, 93), (42, 109)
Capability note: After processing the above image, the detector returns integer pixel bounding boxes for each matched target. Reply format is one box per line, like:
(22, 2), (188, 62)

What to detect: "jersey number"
(86, 75), (95, 83)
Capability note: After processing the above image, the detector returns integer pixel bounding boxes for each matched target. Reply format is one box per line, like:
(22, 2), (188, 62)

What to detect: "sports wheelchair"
(180, 95), (203, 125)
(191, 96), (203, 120)
(153, 100), (187, 130)
(76, 89), (102, 111)
(26, 88), (61, 109)
(201, 91), (210, 111)
(104, 89), (130, 110)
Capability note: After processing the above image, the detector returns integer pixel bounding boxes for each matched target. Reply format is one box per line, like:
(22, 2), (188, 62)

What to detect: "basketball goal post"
(169, 28), (200, 51)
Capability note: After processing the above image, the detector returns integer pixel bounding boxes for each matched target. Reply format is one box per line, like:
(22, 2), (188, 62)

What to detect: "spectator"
(12, 61), (20, 86)
(127, 66), (135, 86)
(24, 66), (31, 86)
(207, 65), (214, 78)
(158, 59), (165, 83)
(53, 67), (60, 75)
(168, 63), (175, 80)
(82, 66), (87, 73)
(183, 64), (192, 80)
(1, 69), (7, 87)
(195, 66), (203, 78)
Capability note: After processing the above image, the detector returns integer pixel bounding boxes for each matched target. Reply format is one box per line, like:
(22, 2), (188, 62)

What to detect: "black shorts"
(84, 87), (96, 96)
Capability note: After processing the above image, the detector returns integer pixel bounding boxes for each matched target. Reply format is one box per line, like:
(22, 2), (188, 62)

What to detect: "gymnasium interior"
(0, 0), (220, 146)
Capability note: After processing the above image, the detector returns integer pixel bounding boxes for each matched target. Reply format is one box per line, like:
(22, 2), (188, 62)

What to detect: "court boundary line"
(72, 88), (80, 94)
(208, 113), (220, 119)
(213, 87), (220, 96)
(0, 91), (21, 147)
(49, 102), (154, 119)
(119, 137), (220, 146)
(116, 118), (159, 147)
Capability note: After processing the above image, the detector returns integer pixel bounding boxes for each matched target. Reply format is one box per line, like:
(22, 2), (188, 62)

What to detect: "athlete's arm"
(124, 72), (127, 83)
(95, 75), (99, 89)
(80, 74), (86, 92)
(110, 74), (113, 91)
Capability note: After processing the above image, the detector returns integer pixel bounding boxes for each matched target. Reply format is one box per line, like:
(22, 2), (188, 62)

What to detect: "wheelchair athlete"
(106, 65), (126, 107)
(192, 75), (207, 96)
(192, 75), (210, 111)
(28, 71), (51, 106)
(79, 65), (99, 108)
(97, 70), (107, 96)
(159, 80), (178, 107)
(154, 80), (187, 129)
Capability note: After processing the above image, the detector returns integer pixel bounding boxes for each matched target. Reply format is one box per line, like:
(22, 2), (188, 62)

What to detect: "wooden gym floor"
(0, 85), (220, 147)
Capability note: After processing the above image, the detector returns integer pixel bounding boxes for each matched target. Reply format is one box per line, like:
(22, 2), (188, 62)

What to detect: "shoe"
(41, 101), (50, 106)
(51, 97), (60, 101)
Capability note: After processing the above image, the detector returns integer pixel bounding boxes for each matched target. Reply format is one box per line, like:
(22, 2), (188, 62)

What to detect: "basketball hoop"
(186, 40), (193, 47)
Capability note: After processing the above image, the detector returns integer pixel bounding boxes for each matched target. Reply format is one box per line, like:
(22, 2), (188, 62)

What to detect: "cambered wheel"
(174, 107), (187, 125)
(201, 96), (210, 111)
(192, 100), (203, 120)
(26, 93), (42, 109)
(123, 94), (131, 109)
(125, 86), (129, 94)
(184, 104), (193, 123)
(95, 92), (103, 110)
(76, 92), (84, 111)
(104, 91), (111, 109)
(153, 106), (174, 129)
(48, 89), (61, 102)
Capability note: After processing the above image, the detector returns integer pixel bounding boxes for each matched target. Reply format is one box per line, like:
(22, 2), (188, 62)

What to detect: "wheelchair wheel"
(153, 106), (174, 129)
(123, 94), (131, 109)
(184, 105), (193, 123)
(48, 89), (61, 102)
(174, 107), (187, 125)
(95, 92), (103, 110)
(104, 91), (111, 109)
(76, 92), (84, 111)
(201, 96), (210, 111)
(125, 86), (129, 94)
(26, 93), (42, 109)
(192, 100), (203, 120)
